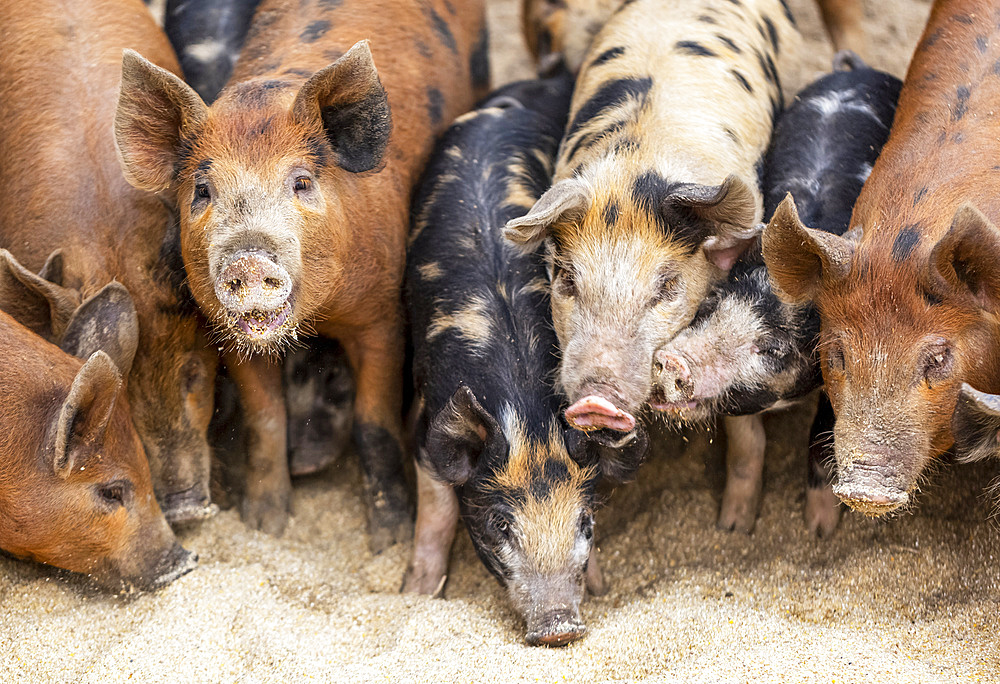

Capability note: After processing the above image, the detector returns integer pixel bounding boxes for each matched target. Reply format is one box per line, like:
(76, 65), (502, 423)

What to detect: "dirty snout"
(514, 577), (588, 647)
(214, 249), (295, 341)
(650, 348), (696, 408)
(831, 442), (916, 516)
(563, 346), (650, 434)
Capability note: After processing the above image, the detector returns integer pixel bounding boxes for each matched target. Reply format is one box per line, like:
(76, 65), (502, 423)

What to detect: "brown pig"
(0, 0), (218, 524)
(762, 0), (1000, 516)
(0, 250), (195, 591)
(114, 0), (487, 543)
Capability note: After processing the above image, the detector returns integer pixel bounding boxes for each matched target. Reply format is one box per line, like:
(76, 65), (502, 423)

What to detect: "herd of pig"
(1, 0), (999, 648)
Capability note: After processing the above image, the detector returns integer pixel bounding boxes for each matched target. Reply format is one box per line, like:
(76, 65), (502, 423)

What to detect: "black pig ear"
(762, 193), (856, 303)
(566, 425), (649, 484)
(292, 40), (392, 173)
(51, 351), (123, 478)
(425, 386), (502, 486)
(667, 174), (759, 271)
(0, 249), (81, 341)
(952, 383), (1000, 463)
(928, 203), (1000, 310)
(61, 282), (140, 377)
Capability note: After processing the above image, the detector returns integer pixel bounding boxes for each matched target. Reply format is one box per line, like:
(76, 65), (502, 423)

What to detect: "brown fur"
(115, 0), (486, 539)
(0, 0), (218, 522)
(764, 0), (1000, 514)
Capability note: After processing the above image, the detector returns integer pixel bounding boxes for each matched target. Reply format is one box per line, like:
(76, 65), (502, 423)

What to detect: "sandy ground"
(4, 0), (1000, 681)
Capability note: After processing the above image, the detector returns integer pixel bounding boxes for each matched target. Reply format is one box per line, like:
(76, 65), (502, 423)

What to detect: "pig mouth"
(525, 610), (587, 647)
(233, 301), (293, 340)
(565, 395), (636, 433)
(832, 463), (911, 516)
(646, 387), (714, 424)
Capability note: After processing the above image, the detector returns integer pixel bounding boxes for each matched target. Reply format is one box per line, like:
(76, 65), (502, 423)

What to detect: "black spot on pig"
(565, 77), (652, 141)
(913, 186), (928, 206)
(300, 19), (331, 43)
(592, 46), (626, 66)
(318, 0), (342, 8)
(698, 14), (717, 24)
(763, 16), (779, 51)
(778, 0), (795, 26)
(676, 41), (716, 57)
(470, 25), (490, 93)
(953, 85), (970, 121)
(891, 227), (921, 262)
(953, 14), (974, 25)
(731, 69), (753, 93)
(723, 126), (741, 145)
(976, 35), (989, 53)
(717, 35), (742, 54)
(426, 87), (445, 127)
(603, 202), (620, 226)
(426, 5), (458, 54)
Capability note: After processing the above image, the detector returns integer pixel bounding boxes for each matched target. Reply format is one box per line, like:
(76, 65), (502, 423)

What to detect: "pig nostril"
(675, 378), (685, 391)
(227, 279), (242, 294)
(263, 277), (282, 290)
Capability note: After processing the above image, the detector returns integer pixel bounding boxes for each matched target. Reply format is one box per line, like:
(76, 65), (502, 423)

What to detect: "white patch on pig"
(426, 293), (495, 350)
(808, 90), (887, 128)
(183, 40), (228, 66)
(856, 162), (873, 184)
(417, 262), (443, 281)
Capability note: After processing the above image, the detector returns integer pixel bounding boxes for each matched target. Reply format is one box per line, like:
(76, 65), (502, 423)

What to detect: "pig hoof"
(717, 493), (759, 534)
(401, 567), (447, 596)
(805, 486), (842, 538)
(288, 446), (339, 477)
(369, 514), (413, 554)
(241, 493), (291, 536)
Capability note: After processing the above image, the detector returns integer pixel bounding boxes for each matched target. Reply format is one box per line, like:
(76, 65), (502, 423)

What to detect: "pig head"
(764, 197), (1000, 515)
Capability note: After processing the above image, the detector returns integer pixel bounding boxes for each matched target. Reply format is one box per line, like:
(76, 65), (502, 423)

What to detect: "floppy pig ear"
(0, 249), (81, 340)
(952, 383), (1000, 463)
(424, 386), (502, 486)
(292, 40), (392, 174)
(668, 175), (759, 271)
(61, 282), (140, 377)
(762, 194), (856, 303)
(504, 177), (591, 250)
(115, 49), (209, 192)
(928, 203), (1000, 309)
(566, 425), (649, 485)
(51, 352), (123, 478)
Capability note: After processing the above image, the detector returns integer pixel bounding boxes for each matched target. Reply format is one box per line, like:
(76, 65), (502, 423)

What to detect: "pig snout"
(160, 485), (218, 525)
(215, 250), (293, 337)
(651, 350), (696, 403)
(832, 453), (911, 516)
(525, 608), (587, 647)
(147, 542), (199, 589)
(565, 392), (636, 433)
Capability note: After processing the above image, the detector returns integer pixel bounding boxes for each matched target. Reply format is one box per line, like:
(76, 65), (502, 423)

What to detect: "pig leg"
(718, 413), (766, 533)
(402, 457), (458, 595)
(805, 393), (841, 538)
(585, 545), (607, 596)
(225, 351), (291, 536)
(341, 325), (413, 553)
(816, 0), (866, 57)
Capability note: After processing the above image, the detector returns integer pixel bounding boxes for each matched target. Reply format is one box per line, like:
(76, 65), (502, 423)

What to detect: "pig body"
(521, 0), (865, 74)
(164, 0), (263, 103)
(404, 72), (627, 646)
(0, 0), (218, 524)
(115, 0), (487, 542)
(763, 0), (1000, 516)
(0, 251), (194, 591)
(505, 0), (800, 459)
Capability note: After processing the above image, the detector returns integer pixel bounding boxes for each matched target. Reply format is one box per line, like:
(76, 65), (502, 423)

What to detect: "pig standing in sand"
(0, 0), (219, 525)
(763, 0), (1000, 516)
(651, 52), (901, 535)
(404, 71), (647, 647)
(115, 0), (487, 543)
(505, 0), (800, 480)
(0, 250), (195, 591)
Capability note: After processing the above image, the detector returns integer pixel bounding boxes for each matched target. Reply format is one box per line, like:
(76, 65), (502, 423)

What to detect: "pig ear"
(670, 175), (760, 271)
(115, 49), (209, 192)
(952, 383), (1000, 463)
(0, 249), (81, 340)
(762, 193), (856, 303)
(38, 250), (66, 286)
(292, 40), (392, 174)
(504, 178), (591, 250)
(61, 282), (140, 377)
(52, 351), (123, 478)
(566, 426), (649, 484)
(928, 203), (1000, 309)
(424, 386), (503, 486)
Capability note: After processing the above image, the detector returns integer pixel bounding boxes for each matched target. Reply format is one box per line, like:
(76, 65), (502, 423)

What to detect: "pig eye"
(826, 342), (845, 373)
(194, 183), (210, 200)
(554, 266), (577, 298)
(96, 481), (130, 509)
(579, 513), (594, 540)
(921, 343), (953, 387)
(294, 176), (312, 193)
(755, 337), (786, 358)
(488, 514), (511, 538)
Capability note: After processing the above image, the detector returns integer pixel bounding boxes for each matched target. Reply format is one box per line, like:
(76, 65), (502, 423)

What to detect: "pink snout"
(215, 250), (293, 338)
(565, 395), (636, 433)
(654, 350), (694, 401)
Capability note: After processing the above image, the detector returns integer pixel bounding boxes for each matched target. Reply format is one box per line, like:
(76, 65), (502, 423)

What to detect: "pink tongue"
(565, 395), (636, 432)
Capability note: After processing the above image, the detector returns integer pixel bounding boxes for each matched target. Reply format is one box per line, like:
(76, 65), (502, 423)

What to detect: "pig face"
(505, 171), (759, 433)
(114, 42), (391, 354)
(425, 387), (598, 646)
(521, 0), (623, 73)
(763, 197), (1000, 516)
(649, 260), (820, 423)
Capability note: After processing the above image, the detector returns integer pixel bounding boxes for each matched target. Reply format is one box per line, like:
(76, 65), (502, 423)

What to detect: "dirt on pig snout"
(2, 0), (999, 681)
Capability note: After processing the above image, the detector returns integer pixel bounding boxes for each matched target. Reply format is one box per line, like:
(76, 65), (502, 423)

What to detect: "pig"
(0, 0), (219, 525)
(283, 338), (355, 476)
(952, 383), (1000, 463)
(504, 0), (800, 467)
(0, 249), (196, 591)
(114, 0), (488, 542)
(164, 0), (263, 103)
(762, 0), (1000, 516)
(521, 0), (865, 74)
(649, 52), (901, 534)
(403, 70), (649, 646)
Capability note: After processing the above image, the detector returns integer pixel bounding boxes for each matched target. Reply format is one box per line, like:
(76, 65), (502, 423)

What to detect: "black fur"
(320, 82), (392, 173)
